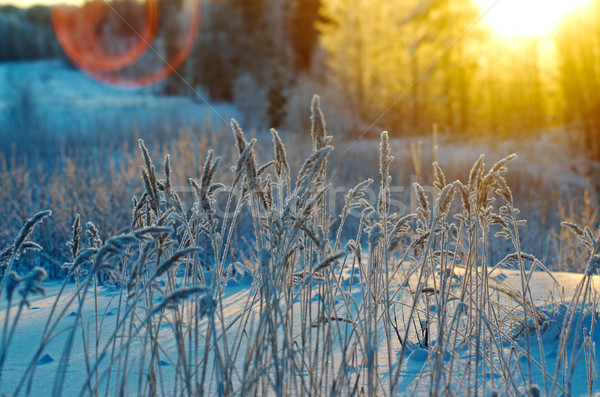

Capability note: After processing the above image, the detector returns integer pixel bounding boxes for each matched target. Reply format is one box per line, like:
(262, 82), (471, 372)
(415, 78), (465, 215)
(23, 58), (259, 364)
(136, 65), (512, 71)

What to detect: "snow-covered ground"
(0, 59), (239, 141)
(1, 268), (599, 396)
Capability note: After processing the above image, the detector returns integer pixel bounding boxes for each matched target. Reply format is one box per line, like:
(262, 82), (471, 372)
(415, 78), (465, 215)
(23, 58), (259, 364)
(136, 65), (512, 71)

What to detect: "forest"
(1, 0), (599, 149)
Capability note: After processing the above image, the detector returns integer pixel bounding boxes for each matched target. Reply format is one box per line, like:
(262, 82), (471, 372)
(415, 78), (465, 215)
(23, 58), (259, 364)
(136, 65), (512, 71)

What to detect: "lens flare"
(52, 0), (200, 87)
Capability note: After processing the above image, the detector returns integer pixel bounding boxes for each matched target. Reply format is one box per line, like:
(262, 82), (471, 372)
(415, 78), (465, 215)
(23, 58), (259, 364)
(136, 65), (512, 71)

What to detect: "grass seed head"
(270, 128), (290, 177)
(231, 118), (247, 154)
(368, 223), (384, 248)
(468, 154), (485, 193)
(13, 210), (52, 256)
(490, 153), (517, 174)
(586, 255), (600, 276)
(433, 162), (446, 192)
(311, 95), (332, 151)
(86, 222), (102, 248)
(295, 146), (333, 193)
(379, 131), (394, 180)
(68, 213), (81, 259)
(434, 183), (456, 220)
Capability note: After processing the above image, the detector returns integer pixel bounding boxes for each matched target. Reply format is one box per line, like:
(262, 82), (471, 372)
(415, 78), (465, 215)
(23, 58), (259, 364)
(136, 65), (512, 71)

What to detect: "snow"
(0, 59), (241, 140)
(1, 269), (599, 396)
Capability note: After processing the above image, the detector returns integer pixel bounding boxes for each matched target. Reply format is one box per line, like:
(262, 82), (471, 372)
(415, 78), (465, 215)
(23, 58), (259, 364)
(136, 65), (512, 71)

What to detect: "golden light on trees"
(473, 0), (590, 39)
(0, 0), (86, 6)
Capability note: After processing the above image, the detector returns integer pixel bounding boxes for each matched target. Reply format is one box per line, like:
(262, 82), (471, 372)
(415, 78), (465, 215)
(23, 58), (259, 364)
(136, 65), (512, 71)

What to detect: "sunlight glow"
(474, 0), (591, 38)
(0, 0), (86, 7)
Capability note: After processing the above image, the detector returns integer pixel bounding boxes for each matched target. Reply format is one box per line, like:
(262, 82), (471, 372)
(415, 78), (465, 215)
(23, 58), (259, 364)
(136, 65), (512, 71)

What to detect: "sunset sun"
(474, 0), (591, 38)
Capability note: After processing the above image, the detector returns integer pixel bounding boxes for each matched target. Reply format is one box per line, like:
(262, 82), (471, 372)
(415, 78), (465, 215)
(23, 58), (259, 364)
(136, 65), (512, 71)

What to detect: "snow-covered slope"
(0, 60), (240, 140)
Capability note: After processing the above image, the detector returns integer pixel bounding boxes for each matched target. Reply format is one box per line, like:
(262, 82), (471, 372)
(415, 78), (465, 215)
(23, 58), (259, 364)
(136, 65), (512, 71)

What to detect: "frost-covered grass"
(0, 96), (599, 396)
(0, 112), (595, 276)
(0, 61), (596, 275)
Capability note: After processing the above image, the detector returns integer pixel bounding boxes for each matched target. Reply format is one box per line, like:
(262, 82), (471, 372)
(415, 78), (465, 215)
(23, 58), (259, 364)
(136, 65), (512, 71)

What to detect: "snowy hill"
(0, 60), (240, 142)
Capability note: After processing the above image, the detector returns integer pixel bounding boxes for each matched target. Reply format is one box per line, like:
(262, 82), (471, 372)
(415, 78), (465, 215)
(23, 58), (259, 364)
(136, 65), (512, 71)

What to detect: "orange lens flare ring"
(52, 0), (201, 87)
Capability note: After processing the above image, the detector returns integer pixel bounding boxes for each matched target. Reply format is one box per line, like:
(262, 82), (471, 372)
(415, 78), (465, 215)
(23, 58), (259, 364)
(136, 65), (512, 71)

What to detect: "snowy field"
(0, 61), (599, 396)
(1, 266), (599, 396)
(0, 60), (239, 144)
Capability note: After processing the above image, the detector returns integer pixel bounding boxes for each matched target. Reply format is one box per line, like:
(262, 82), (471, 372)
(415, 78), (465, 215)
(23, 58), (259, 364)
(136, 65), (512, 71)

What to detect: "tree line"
(1, 0), (600, 159)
